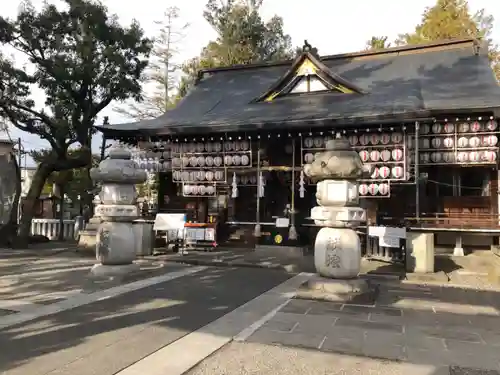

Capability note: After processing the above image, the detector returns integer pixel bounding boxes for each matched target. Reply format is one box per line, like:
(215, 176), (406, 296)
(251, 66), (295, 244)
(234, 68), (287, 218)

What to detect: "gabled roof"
(100, 38), (500, 137)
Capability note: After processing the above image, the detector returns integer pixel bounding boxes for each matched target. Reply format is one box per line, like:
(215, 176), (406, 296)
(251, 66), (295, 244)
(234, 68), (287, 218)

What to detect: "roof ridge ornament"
(302, 40), (319, 59)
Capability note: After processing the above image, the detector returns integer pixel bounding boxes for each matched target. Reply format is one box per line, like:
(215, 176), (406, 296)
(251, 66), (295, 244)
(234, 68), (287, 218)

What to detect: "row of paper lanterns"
(170, 141), (251, 153)
(359, 183), (390, 196)
(418, 135), (498, 149)
(172, 154), (251, 168)
(358, 149), (404, 163)
(420, 121), (498, 134)
(419, 151), (497, 163)
(369, 166), (405, 179)
(182, 185), (217, 196)
(173, 170), (226, 182)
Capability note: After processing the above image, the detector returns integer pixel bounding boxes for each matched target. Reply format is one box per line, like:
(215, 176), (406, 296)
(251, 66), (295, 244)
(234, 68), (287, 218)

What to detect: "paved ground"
(243, 281), (500, 372)
(0, 266), (291, 375)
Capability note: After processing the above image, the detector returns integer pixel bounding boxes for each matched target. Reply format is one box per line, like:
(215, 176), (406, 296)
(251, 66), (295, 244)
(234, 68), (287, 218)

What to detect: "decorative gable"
(254, 41), (366, 103)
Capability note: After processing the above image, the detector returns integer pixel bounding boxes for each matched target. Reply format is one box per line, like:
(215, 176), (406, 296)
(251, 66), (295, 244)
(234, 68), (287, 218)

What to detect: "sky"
(1, 0), (499, 167)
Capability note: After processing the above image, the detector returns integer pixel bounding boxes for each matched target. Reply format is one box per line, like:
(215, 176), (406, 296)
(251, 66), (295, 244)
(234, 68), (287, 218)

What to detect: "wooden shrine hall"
(98, 38), (500, 252)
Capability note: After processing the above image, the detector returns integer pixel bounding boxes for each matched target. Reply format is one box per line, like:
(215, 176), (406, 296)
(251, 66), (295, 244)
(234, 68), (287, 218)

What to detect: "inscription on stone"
(325, 236), (341, 268)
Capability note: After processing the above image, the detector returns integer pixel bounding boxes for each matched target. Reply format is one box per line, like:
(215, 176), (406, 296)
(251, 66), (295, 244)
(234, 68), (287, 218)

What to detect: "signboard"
(368, 226), (406, 249)
(153, 213), (185, 231)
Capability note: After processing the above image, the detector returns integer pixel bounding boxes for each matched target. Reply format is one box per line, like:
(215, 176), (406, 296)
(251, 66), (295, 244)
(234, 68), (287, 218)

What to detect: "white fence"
(31, 218), (76, 240)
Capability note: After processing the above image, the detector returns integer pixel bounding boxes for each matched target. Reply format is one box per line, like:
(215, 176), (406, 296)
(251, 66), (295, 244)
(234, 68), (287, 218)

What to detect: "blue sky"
(1, 0), (499, 166)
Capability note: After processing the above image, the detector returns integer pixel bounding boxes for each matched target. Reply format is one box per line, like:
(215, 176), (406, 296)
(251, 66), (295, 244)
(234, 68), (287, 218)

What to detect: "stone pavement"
(242, 280), (500, 372)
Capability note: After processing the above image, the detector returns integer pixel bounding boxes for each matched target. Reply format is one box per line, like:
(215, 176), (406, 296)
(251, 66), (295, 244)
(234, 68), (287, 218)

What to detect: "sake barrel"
(240, 175), (249, 184)
(171, 143), (180, 153)
(213, 156), (223, 166)
(370, 134), (380, 145)
(431, 137), (442, 148)
(391, 166), (404, 179)
(443, 152), (454, 163)
(368, 184), (379, 195)
(188, 142), (197, 153)
(370, 150), (380, 161)
(359, 184), (368, 196)
(469, 151), (480, 162)
(469, 136), (481, 148)
(191, 185), (200, 195)
(224, 155), (233, 166)
(380, 149), (391, 162)
(470, 121), (482, 132)
(444, 123), (455, 133)
(379, 166), (390, 179)
(205, 171), (214, 181)
(379, 183), (390, 196)
(348, 135), (358, 146)
(241, 154), (250, 166)
(444, 137), (454, 148)
(304, 137), (314, 148)
(359, 134), (369, 145)
(391, 132), (403, 143)
(458, 122), (469, 133)
(205, 156), (214, 167)
(304, 153), (314, 163)
(482, 151), (497, 162)
(371, 167), (380, 179)
(380, 134), (391, 145)
(431, 123), (442, 133)
(485, 135), (498, 146)
(457, 152), (468, 162)
(486, 120), (498, 131)
(392, 148), (403, 161)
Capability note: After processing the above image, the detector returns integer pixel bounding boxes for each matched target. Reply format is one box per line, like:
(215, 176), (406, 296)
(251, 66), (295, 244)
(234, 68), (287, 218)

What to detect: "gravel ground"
(186, 341), (443, 375)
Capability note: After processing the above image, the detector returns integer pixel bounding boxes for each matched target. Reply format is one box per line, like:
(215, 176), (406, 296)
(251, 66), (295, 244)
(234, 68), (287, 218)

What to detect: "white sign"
(379, 236), (401, 248)
(275, 217), (290, 228)
(368, 226), (406, 239)
(153, 213), (186, 231)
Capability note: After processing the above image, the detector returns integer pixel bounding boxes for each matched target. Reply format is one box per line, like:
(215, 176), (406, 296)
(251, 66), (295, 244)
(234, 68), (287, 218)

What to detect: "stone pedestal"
(296, 275), (374, 303)
(89, 146), (147, 277)
(406, 232), (435, 273)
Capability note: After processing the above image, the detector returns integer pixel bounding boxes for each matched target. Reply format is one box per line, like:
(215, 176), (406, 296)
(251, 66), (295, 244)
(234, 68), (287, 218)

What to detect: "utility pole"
(16, 137), (22, 225)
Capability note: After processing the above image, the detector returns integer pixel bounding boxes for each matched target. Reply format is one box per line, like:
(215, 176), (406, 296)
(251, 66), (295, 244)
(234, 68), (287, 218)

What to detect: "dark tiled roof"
(101, 39), (500, 136)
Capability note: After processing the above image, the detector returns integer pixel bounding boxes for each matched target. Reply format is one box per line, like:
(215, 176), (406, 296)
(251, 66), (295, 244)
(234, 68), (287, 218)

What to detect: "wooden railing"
(380, 213), (500, 229)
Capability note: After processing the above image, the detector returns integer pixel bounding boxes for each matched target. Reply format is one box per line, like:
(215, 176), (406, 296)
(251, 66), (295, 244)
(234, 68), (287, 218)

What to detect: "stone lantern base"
(90, 263), (140, 278)
(295, 275), (375, 303)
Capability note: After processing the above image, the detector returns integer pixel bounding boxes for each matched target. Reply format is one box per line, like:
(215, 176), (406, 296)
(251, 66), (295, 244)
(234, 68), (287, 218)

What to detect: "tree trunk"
(17, 164), (53, 245)
(0, 154), (22, 247)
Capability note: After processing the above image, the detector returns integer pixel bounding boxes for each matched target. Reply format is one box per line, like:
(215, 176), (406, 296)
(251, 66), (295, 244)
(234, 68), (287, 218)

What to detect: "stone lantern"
(300, 137), (370, 301)
(89, 145), (147, 277)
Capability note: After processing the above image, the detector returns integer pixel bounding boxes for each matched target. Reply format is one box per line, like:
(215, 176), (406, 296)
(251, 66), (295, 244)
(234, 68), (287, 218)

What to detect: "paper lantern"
(370, 134), (380, 145)
(359, 134), (369, 145)
(304, 137), (314, 148)
(348, 135), (358, 146)
(172, 157), (181, 168)
(359, 184), (368, 196)
(241, 140), (250, 150)
(359, 150), (369, 162)
(213, 142), (222, 152)
(196, 156), (205, 167)
(183, 185), (192, 195)
(368, 184), (379, 195)
(241, 155), (250, 165)
(249, 175), (257, 184)
(486, 120), (498, 131)
(468, 136), (480, 148)
(432, 123), (442, 133)
(195, 171), (204, 181)
(233, 141), (241, 151)
(379, 183), (390, 195)
(420, 124), (430, 134)
(181, 171), (189, 181)
(443, 152), (454, 163)
(313, 137), (323, 148)
(457, 152), (468, 162)
(430, 152), (442, 163)
(171, 144), (180, 153)
(370, 150), (380, 161)
(392, 148), (403, 161)
(458, 122), (469, 133)
(198, 185), (206, 195)
(457, 137), (468, 148)
(380, 149), (391, 161)
(205, 143), (212, 152)
(188, 171), (196, 182)
(482, 151), (497, 162)
(213, 156), (223, 166)
(205, 156), (214, 167)
(371, 167), (380, 179)
(391, 132), (403, 143)
(407, 136), (414, 149)
(443, 137), (454, 148)
(304, 153), (314, 163)
(195, 143), (204, 152)
(391, 166), (404, 179)
(484, 135), (498, 147)
(224, 155), (233, 166)
(181, 157), (190, 167)
(420, 153), (430, 163)
(470, 121), (482, 132)
(214, 170), (224, 181)
(189, 156), (198, 166)
(224, 142), (233, 151)
(173, 171), (181, 181)
(420, 138), (430, 149)
(205, 171), (214, 181)
(469, 152), (480, 162)
(232, 155), (241, 165)
(206, 186), (216, 195)
(431, 138), (442, 148)
(444, 123), (454, 133)
(379, 166), (390, 179)
(189, 143), (197, 153)
(380, 134), (391, 145)
(240, 175), (249, 184)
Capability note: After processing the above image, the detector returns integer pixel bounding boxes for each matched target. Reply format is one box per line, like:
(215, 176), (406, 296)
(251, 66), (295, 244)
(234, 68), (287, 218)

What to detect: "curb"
(166, 258), (301, 273)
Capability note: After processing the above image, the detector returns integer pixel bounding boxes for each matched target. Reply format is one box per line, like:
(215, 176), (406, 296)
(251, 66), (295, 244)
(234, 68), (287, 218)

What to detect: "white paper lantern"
(391, 132), (403, 143)
(368, 184), (379, 195)
(482, 151), (497, 162)
(240, 140), (250, 150)
(432, 123), (442, 133)
(430, 152), (442, 163)
(469, 136), (481, 148)
(444, 123), (455, 133)
(380, 134), (391, 145)
(486, 120), (498, 131)
(458, 122), (469, 133)
(195, 171), (205, 181)
(206, 186), (216, 195)
(457, 137), (468, 148)
(359, 134), (369, 145)
(370, 150), (380, 161)
(443, 137), (454, 148)
(359, 184), (368, 196)
(431, 138), (442, 148)
(370, 134), (380, 145)
(358, 151), (369, 162)
(371, 167), (380, 179)
(183, 185), (192, 195)
(205, 156), (214, 167)
(313, 137), (323, 148)
(348, 135), (358, 145)
(484, 135), (498, 146)
(173, 171), (181, 181)
(181, 157), (190, 167)
(420, 124), (430, 134)
(188, 171), (196, 182)
(189, 156), (198, 166)
(224, 155), (233, 166)
(205, 171), (214, 181)
(213, 143), (222, 152)
(457, 152), (468, 162)
(420, 153), (430, 163)
(469, 152), (480, 162)
(391, 148), (403, 161)
(379, 166), (390, 179)
(196, 143), (204, 152)
(214, 156), (223, 166)
(391, 166), (404, 179)
(380, 149), (391, 161)
(197, 156), (205, 167)
(249, 175), (257, 184)
(199, 185), (207, 195)
(304, 153), (314, 163)
(224, 142), (233, 151)
(181, 171), (189, 181)
(233, 141), (241, 151)
(304, 137), (314, 148)
(379, 183), (390, 195)
(172, 157), (181, 168)
(241, 154), (250, 165)
(471, 121), (482, 132)
(232, 155), (241, 165)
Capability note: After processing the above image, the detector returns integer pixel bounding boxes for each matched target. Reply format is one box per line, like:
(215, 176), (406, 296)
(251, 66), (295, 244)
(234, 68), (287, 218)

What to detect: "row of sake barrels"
(369, 166), (405, 179)
(359, 183), (390, 196)
(419, 151), (497, 163)
(170, 141), (251, 153)
(173, 170), (225, 182)
(419, 120), (498, 134)
(347, 133), (404, 146)
(419, 135), (498, 149)
(172, 154), (251, 168)
(358, 149), (404, 162)
(183, 185), (217, 196)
